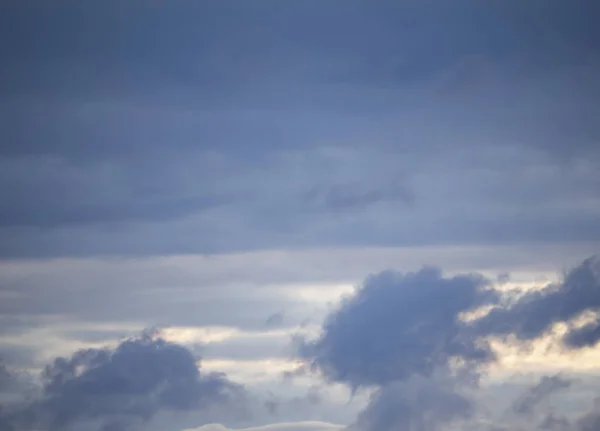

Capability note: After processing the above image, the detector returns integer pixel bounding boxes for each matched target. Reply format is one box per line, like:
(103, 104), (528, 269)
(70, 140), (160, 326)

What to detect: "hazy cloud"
(511, 375), (572, 416)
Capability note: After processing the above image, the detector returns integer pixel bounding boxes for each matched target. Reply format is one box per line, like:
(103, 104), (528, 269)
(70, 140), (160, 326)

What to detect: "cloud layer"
(1, 1), (600, 430)
(0, 0), (599, 258)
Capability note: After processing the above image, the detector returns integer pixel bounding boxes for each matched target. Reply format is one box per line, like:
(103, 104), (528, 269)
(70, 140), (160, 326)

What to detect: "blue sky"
(1, 1), (600, 431)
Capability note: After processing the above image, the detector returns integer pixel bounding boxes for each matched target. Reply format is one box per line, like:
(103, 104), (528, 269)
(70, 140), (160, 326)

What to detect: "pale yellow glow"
(1, 246), (599, 388)
(162, 326), (242, 344)
(200, 358), (304, 383)
(161, 325), (318, 345)
(485, 326), (600, 382)
(281, 283), (354, 304)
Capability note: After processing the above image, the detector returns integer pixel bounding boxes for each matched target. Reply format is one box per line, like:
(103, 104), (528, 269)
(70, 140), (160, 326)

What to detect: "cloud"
(0, 330), (246, 431)
(349, 376), (473, 431)
(301, 182), (415, 212)
(577, 405), (600, 431)
(0, 1), (599, 258)
(1, 0), (600, 427)
(299, 267), (497, 388)
(297, 266), (498, 431)
(475, 256), (600, 347)
(2, 249), (600, 429)
(298, 255), (600, 431)
(265, 314), (285, 329)
(510, 375), (572, 416)
(7, 244), (589, 366)
(0, 364), (12, 390)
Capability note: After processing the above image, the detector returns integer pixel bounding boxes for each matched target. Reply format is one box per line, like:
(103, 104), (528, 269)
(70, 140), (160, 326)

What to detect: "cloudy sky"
(1, 1), (600, 430)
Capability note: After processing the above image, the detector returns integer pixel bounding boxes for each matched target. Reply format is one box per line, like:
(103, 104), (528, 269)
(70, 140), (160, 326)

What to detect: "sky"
(0, 0), (600, 430)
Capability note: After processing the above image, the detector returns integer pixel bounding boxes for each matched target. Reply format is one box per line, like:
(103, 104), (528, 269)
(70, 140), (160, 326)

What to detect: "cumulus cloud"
(298, 256), (600, 431)
(0, 330), (246, 431)
(299, 267), (497, 389)
(297, 267), (498, 431)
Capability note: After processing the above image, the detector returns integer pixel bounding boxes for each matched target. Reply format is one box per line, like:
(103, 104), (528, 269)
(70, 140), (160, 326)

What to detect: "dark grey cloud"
(564, 322), (600, 349)
(476, 257), (600, 348)
(298, 256), (600, 431)
(1, 1), (600, 426)
(0, 331), (246, 431)
(296, 267), (496, 430)
(1, 1), (598, 100)
(0, 0), (599, 258)
(299, 267), (497, 388)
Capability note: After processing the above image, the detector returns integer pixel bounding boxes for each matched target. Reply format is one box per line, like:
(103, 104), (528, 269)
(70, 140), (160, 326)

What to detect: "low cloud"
(298, 255), (600, 431)
(299, 267), (497, 389)
(476, 257), (600, 347)
(0, 330), (246, 431)
(349, 376), (473, 431)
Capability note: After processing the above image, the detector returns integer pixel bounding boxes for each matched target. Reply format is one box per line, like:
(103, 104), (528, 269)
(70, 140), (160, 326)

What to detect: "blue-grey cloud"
(299, 267), (497, 389)
(2, 1), (600, 426)
(0, 331), (246, 431)
(298, 256), (600, 431)
(296, 266), (497, 430)
(0, 364), (14, 392)
(302, 182), (415, 212)
(475, 256), (600, 348)
(349, 377), (473, 431)
(265, 313), (285, 329)
(0, 1), (599, 258)
(510, 375), (573, 417)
